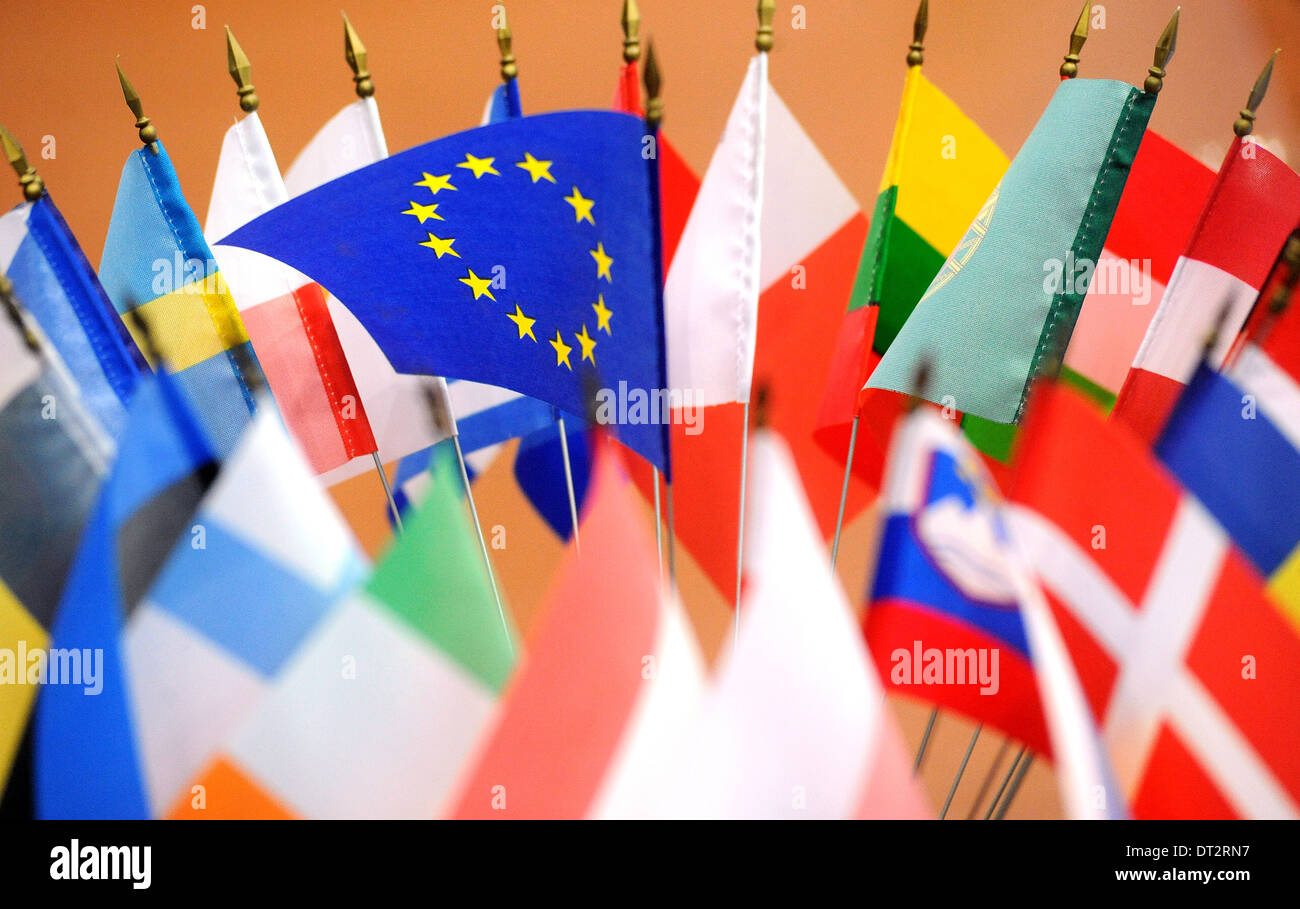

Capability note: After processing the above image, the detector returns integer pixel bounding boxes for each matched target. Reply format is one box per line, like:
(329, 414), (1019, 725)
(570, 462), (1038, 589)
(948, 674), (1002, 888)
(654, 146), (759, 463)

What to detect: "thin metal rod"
(984, 746), (1027, 819)
(913, 707), (939, 772)
(452, 435), (512, 656)
(556, 417), (581, 553)
(733, 400), (751, 645)
(372, 451), (403, 533)
(829, 414), (860, 569)
(940, 723), (982, 819)
(965, 736), (1012, 819)
(652, 465), (664, 579)
(665, 479), (678, 587)
(991, 751), (1034, 820)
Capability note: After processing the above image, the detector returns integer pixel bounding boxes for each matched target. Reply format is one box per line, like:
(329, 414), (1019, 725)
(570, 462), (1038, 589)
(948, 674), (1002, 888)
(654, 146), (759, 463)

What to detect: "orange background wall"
(4, 0), (1297, 818)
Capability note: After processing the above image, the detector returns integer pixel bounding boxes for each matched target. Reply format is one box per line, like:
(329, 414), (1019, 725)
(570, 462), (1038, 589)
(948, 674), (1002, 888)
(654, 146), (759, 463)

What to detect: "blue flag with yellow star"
(217, 110), (669, 473)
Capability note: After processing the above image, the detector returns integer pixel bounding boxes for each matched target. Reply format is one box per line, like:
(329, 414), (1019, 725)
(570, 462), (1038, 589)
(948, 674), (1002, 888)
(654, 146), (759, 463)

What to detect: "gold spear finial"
(908, 0), (928, 68)
(497, 7), (517, 82)
(1144, 7), (1179, 94)
(1234, 49), (1280, 138)
(342, 11), (375, 98)
(115, 59), (158, 151)
(225, 26), (259, 112)
(622, 0), (641, 63)
(0, 274), (40, 354)
(0, 123), (44, 202)
(756, 0), (775, 53)
(643, 38), (662, 129)
(1061, 1), (1090, 79)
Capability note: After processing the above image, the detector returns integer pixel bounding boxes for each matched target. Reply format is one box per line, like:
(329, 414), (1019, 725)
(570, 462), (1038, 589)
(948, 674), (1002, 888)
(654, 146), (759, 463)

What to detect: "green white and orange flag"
(816, 64), (1007, 481)
(866, 77), (1157, 426)
(170, 445), (515, 818)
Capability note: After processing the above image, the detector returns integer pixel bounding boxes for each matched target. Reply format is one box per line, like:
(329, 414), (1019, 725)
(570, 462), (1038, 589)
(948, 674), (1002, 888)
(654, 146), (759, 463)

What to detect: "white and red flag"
(1111, 139), (1300, 443)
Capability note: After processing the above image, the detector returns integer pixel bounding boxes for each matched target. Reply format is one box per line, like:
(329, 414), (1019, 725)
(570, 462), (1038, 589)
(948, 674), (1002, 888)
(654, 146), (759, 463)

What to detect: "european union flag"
(218, 111), (669, 473)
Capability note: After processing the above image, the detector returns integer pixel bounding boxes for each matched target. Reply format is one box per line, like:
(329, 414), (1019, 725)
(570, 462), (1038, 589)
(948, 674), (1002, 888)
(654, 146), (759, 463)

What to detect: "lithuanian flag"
(816, 64), (1007, 481)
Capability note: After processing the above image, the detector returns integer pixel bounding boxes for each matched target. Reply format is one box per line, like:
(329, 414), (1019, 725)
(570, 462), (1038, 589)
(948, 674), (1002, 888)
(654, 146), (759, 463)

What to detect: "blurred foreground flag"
(868, 78), (1156, 424)
(817, 62), (1007, 480)
(219, 111), (670, 472)
(0, 131), (144, 438)
(654, 430), (928, 819)
(206, 109), (377, 475)
(1156, 320), (1300, 624)
(1008, 384), (1300, 818)
(1113, 139), (1300, 443)
(98, 135), (266, 458)
(35, 370), (218, 818)
(176, 444), (515, 818)
(449, 435), (705, 819)
(0, 290), (113, 794)
(869, 406), (1123, 819)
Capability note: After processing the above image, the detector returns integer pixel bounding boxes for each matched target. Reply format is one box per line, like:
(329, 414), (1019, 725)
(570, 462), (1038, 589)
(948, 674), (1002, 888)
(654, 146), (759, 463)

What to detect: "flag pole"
(731, 0), (776, 637)
(965, 734), (1012, 819)
(643, 41), (677, 590)
(991, 751), (1035, 819)
(453, 435), (511, 655)
(830, 0), (927, 570)
(939, 723), (981, 819)
(556, 414), (581, 552)
(983, 745), (1027, 819)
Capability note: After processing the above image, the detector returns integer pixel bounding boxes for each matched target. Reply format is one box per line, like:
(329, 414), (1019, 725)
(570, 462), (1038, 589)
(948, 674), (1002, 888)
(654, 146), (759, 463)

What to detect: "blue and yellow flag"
(219, 111), (669, 473)
(98, 141), (265, 457)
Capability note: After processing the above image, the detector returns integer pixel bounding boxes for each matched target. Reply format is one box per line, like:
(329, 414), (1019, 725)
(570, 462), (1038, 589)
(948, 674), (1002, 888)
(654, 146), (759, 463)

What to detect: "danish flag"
(1008, 384), (1300, 818)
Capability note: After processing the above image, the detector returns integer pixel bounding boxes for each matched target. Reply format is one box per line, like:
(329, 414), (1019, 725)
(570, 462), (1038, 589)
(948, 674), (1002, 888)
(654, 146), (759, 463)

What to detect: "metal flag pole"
(452, 434), (512, 656)
(643, 42), (677, 590)
(829, 415), (858, 569)
(652, 466), (664, 577)
(991, 751), (1035, 820)
(913, 707), (939, 772)
(965, 735), (1012, 819)
(556, 415), (582, 552)
(983, 745), (1027, 819)
(732, 0), (776, 641)
(371, 452), (404, 533)
(939, 723), (982, 819)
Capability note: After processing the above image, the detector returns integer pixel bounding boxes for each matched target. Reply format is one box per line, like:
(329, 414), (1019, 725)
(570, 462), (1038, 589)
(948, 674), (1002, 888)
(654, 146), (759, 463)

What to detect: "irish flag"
(1112, 138), (1300, 444)
(868, 78), (1156, 426)
(816, 62), (1007, 481)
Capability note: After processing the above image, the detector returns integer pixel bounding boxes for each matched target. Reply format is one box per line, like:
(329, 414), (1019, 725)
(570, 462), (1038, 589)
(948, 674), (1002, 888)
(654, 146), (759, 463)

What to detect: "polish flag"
(206, 112), (377, 475)
(1111, 139), (1300, 443)
(626, 55), (870, 601)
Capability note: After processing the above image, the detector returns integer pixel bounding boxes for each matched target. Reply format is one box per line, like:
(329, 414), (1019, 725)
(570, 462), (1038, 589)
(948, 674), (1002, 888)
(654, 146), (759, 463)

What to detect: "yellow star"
(564, 186), (595, 224)
(506, 304), (537, 341)
(402, 200), (443, 223)
(592, 295), (613, 334)
(419, 233), (460, 259)
(574, 325), (597, 364)
(549, 330), (573, 370)
(590, 242), (613, 282)
(415, 172), (457, 195)
(516, 152), (556, 184)
(459, 269), (496, 301)
(456, 153), (500, 179)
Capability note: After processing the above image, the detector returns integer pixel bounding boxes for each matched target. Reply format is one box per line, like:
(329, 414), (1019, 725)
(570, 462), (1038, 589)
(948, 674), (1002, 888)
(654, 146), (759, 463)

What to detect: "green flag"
(867, 78), (1155, 424)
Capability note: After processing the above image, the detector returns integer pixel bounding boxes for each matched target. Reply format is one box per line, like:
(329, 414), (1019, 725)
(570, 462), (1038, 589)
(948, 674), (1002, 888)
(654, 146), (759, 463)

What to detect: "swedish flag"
(219, 111), (669, 472)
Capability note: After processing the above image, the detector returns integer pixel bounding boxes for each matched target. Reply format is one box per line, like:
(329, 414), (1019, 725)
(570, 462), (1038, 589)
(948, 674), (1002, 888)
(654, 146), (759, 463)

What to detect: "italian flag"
(816, 63), (1007, 482)
(170, 445), (516, 818)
